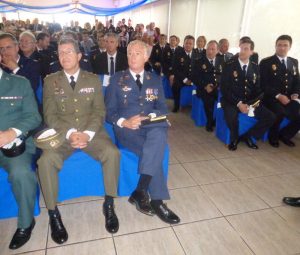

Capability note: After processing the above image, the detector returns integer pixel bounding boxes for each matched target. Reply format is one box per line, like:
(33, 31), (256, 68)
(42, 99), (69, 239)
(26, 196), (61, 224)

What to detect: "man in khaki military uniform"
(37, 37), (120, 245)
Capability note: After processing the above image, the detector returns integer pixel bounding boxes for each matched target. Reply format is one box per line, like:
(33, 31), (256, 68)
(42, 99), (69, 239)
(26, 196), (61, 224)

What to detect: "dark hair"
(36, 32), (49, 41)
(276, 35), (292, 45)
(0, 33), (18, 44)
(184, 35), (195, 42)
(170, 35), (178, 40)
(207, 40), (219, 48)
(239, 37), (254, 50)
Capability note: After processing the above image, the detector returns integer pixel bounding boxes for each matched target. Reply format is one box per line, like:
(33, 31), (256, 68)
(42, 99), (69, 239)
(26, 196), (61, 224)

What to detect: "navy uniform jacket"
(216, 52), (234, 63)
(149, 43), (167, 75)
(172, 50), (195, 86)
(162, 45), (184, 77)
(192, 56), (223, 97)
(2, 55), (40, 92)
(105, 70), (168, 126)
(92, 51), (128, 75)
(221, 59), (262, 106)
(260, 55), (300, 102)
(0, 71), (41, 154)
(193, 48), (206, 60)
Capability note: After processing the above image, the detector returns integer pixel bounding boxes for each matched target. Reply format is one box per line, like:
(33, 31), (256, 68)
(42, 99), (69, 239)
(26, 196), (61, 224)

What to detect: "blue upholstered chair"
(180, 85), (195, 107)
(162, 76), (173, 99)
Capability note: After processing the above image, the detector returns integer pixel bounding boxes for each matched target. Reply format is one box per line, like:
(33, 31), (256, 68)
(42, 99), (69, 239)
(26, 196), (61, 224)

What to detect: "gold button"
(75, 109), (79, 112)
(245, 86), (247, 89)
(74, 98), (78, 102)
(75, 118), (79, 121)
(140, 103), (143, 106)
(285, 80), (288, 82)
(245, 79), (248, 82)
(286, 85), (288, 88)
(215, 79), (217, 81)
(285, 73), (288, 76)
(86, 97), (90, 101)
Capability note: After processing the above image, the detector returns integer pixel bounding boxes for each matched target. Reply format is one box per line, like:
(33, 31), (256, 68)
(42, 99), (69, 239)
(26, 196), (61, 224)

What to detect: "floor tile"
(167, 187), (221, 224)
(183, 160), (237, 185)
(174, 218), (253, 255)
(227, 209), (300, 255)
(168, 164), (197, 189)
(114, 228), (185, 255)
(0, 208), (48, 255)
(47, 238), (115, 255)
(202, 181), (269, 215)
(47, 201), (111, 248)
(274, 206), (300, 233)
(113, 197), (168, 236)
(243, 175), (300, 207)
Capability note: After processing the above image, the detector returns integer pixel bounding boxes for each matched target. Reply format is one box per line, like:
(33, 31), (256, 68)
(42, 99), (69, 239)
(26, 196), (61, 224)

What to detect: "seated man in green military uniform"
(0, 53), (41, 250)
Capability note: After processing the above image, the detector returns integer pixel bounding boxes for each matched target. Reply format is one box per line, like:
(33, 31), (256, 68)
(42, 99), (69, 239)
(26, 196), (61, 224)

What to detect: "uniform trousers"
(197, 89), (217, 127)
(115, 125), (170, 200)
(264, 100), (300, 141)
(0, 151), (37, 228)
(37, 131), (120, 210)
(222, 102), (275, 142)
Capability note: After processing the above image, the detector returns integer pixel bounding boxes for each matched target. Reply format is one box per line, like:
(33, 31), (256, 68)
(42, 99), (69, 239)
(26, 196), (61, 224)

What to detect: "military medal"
(253, 73), (256, 83)
(60, 89), (64, 95)
(272, 64), (277, 71)
(233, 71), (238, 77)
(293, 66), (297, 75)
(122, 86), (132, 92)
(146, 74), (150, 80)
(180, 58), (184, 63)
(202, 64), (207, 70)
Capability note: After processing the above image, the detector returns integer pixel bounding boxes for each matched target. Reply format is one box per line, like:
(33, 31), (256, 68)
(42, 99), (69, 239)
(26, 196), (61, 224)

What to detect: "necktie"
(136, 74), (142, 91)
(110, 56), (115, 76)
(281, 59), (286, 70)
(171, 48), (175, 54)
(210, 60), (214, 67)
(70, 75), (76, 90)
(242, 65), (247, 77)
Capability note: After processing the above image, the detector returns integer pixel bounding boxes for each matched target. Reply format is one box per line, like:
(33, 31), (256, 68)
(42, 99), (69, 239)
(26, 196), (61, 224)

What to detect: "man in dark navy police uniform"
(105, 40), (180, 224)
(192, 40), (223, 132)
(149, 34), (168, 76)
(172, 35), (196, 112)
(260, 34), (300, 147)
(221, 37), (275, 151)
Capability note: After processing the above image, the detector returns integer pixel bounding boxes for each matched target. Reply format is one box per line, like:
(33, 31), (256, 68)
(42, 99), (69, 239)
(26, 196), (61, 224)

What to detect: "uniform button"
(245, 86), (247, 89)
(285, 80), (288, 82)
(245, 79), (248, 82)
(285, 73), (288, 76)
(10, 103), (14, 106)
(75, 118), (79, 122)
(140, 103), (143, 106)
(75, 109), (79, 112)
(74, 98), (78, 102)
(86, 97), (90, 101)
(124, 95), (127, 98)
(215, 79), (217, 81)
(286, 85), (288, 88)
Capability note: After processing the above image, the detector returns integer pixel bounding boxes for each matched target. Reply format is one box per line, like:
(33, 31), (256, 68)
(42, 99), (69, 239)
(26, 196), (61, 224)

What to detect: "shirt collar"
(238, 58), (249, 69)
(64, 68), (80, 82)
(107, 52), (117, 58)
(276, 55), (287, 63)
(0, 68), (3, 80)
(129, 69), (144, 83)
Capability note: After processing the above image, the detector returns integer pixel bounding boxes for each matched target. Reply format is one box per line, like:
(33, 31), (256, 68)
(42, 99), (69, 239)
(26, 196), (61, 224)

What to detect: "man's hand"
(291, 94), (299, 100)
(69, 132), (90, 149)
(1, 56), (18, 71)
(0, 129), (17, 148)
(122, 115), (148, 130)
(205, 84), (214, 93)
(238, 103), (249, 114)
(169, 75), (174, 86)
(184, 79), (192, 86)
(277, 94), (290, 105)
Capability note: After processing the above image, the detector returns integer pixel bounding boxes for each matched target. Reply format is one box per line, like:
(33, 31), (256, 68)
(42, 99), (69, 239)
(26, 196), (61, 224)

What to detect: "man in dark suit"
(105, 40), (180, 224)
(221, 37), (275, 151)
(37, 38), (120, 244)
(92, 33), (128, 75)
(217, 38), (233, 63)
(194, 35), (207, 60)
(0, 60), (41, 249)
(192, 40), (223, 132)
(172, 35), (196, 112)
(149, 34), (168, 76)
(30, 18), (43, 32)
(0, 33), (40, 93)
(260, 34), (300, 147)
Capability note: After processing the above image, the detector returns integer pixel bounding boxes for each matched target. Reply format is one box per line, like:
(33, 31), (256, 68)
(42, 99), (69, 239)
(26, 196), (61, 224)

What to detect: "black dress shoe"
(49, 210), (68, 244)
(151, 203), (180, 224)
(283, 197), (300, 207)
(9, 219), (35, 250)
(228, 140), (238, 151)
(279, 136), (295, 147)
(242, 136), (258, 149)
(128, 190), (155, 216)
(269, 139), (279, 148)
(103, 203), (119, 233)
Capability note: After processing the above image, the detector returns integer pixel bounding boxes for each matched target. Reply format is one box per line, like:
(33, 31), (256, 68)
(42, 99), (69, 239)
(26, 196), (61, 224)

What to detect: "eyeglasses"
(0, 45), (15, 53)
(58, 49), (77, 56)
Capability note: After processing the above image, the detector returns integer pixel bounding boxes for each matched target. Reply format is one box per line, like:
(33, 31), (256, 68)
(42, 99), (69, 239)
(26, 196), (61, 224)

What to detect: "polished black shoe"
(269, 139), (279, 148)
(242, 136), (258, 149)
(151, 203), (180, 224)
(103, 203), (119, 233)
(228, 140), (238, 151)
(283, 197), (300, 207)
(128, 190), (155, 216)
(49, 210), (68, 244)
(279, 136), (295, 147)
(9, 219), (35, 250)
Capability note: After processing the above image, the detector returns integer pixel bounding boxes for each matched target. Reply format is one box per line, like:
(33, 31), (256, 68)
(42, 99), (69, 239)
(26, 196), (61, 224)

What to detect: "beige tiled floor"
(1, 103), (300, 255)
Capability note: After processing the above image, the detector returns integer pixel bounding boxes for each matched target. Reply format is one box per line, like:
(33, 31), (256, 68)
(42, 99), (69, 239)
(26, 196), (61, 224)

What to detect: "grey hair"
(0, 32), (18, 45)
(104, 32), (119, 41)
(58, 37), (80, 54)
(19, 30), (37, 43)
(127, 40), (149, 57)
